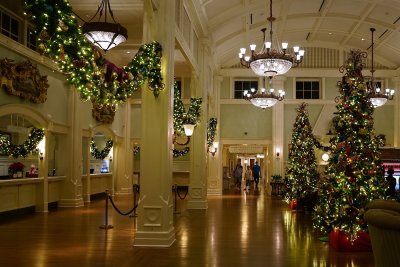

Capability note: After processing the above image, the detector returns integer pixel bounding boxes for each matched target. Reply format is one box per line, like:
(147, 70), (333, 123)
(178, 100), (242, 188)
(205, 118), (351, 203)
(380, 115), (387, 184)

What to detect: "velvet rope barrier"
(108, 195), (138, 216)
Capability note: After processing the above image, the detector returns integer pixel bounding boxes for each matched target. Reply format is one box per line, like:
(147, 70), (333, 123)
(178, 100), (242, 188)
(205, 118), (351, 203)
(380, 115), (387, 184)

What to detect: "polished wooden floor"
(0, 186), (375, 267)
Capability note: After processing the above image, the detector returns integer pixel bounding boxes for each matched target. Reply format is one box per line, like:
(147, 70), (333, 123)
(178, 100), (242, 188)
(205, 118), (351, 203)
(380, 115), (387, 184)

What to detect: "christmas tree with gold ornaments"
(313, 50), (386, 241)
(284, 103), (320, 210)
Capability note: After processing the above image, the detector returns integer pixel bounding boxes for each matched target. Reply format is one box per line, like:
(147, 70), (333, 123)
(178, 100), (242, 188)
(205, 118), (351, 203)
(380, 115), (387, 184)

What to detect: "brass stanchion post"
(174, 184), (180, 214)
(130, 184), (138, 217)
(99, 190), (114, 229)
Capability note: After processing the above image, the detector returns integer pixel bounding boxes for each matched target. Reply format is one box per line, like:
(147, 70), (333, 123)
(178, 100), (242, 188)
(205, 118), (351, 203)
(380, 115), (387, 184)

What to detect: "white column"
(115, 102), (133, 195)
(59, 88), (84, 207)
(392, 77), (400, 146)
(36, 130), (49, 212)
(134, 0), (175, 247)
(187, 66), (208, 209)
(272, 76), (286, 177)
(207, 75), (222, 195)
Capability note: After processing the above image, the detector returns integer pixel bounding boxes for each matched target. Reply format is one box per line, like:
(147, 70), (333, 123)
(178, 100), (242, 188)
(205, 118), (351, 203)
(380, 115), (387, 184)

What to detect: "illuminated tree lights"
(24, 1), (164, 109)
(90, 138), (113, 160)
(284, 103), (320, 209)
(313, 50), (386, 241)
(0, 128), (45, 158)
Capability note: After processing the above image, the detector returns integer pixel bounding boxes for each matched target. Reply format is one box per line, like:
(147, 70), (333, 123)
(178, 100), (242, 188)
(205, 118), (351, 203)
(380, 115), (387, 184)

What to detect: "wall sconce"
(208, 141), (218, 157)
(276, 148), (280, 158)
(244, 159), (248, 165)
(108, 147), (113, 161)
(173, 123), (196, 146)
(37, 138), (45, 160)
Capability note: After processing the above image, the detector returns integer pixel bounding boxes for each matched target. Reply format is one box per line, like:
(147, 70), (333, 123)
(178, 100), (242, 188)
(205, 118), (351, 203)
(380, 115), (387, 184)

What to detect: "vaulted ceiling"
(69, 0), (400, 70)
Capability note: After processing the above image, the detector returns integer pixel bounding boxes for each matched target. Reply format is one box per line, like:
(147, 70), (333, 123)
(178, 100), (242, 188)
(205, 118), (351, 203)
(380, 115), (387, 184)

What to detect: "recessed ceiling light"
(361, 38), (365, 41)
(126, 51), (131, 54)
(328, 32), (332, 35)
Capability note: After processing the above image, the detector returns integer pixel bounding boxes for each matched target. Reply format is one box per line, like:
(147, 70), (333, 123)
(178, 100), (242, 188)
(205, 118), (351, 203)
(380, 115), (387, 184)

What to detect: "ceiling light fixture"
(367, 28), (394, 107)
(82, 0), (128, 52)
(243, 77), (285, 109)
(238, 0), (304, 78)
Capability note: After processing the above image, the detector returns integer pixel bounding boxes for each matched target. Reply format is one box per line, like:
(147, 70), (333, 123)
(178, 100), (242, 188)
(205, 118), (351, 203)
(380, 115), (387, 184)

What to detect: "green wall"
(220, 104), (273, 139)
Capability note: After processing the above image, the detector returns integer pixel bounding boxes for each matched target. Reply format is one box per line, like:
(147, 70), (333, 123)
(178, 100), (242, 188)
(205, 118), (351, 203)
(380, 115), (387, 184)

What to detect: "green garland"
(90, 138), (113, 160)
(24, 1), (164, 107)
(132, 145), (189, 158)
(173, 81), (202, 135)
(173, 147), (190, 158)
(0, 127), (45, 158)
(207, 118), (217, 147)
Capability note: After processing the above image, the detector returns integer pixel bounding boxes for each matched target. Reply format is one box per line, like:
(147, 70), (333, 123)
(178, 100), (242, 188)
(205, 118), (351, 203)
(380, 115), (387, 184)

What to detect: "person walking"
(233, 161), (243, 190)
(253, 161), (261, 188)
(244, 166), (253, 192)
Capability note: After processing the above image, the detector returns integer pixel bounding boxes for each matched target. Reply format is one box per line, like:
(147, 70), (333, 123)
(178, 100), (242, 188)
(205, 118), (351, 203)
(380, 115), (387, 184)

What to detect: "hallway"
(0, 189), (375, 267)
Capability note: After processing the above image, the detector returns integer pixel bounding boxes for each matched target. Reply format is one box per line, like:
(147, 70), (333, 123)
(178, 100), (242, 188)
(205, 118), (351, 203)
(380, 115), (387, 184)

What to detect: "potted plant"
(8, 162), (25, 178)
(271, 174), (282, 181)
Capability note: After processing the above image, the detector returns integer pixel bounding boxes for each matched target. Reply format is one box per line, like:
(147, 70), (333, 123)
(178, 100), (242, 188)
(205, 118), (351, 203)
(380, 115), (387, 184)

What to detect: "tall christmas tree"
(284, 103), (320, 209)
(313, 50), (386, 241)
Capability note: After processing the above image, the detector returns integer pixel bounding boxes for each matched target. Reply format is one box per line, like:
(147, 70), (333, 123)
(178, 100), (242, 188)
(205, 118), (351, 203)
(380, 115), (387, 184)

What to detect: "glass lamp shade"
(250, 97), (278, 109)
(183, 124), (196, 136)
(82, 22), (128, 52)
(370, 97), (387, 108)
(250, 58), (293, 77)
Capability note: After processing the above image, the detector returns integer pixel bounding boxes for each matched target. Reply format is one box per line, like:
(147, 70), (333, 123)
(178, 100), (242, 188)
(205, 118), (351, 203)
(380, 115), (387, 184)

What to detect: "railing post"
(99, 190), (114, 229)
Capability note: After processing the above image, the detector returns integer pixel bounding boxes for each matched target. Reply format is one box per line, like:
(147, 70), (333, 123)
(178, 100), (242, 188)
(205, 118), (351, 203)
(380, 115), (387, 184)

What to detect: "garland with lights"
(207, 118), (217, 147)
(24, 1), (164, 113)
(90, 138), (113, 160)
(173, 147), (190, 158)
(283, 103), (320, 209)
(173, 81), (202, 134)
(0, 127), (44, 158)
(133, 145), (140, 155)
(131, 145), (188, 158)
(312, 50), (386, 241)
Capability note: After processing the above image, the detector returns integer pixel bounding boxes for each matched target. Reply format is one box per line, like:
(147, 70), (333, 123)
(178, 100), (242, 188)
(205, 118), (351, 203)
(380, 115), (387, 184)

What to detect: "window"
(296, 80), (320, 99)
(234, 80), (258, 99)
(0, 10), (20, 41)
(27, 26), (37, 51)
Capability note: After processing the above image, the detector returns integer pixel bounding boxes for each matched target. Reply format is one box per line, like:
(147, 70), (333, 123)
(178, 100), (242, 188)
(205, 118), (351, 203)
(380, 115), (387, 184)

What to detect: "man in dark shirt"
(253, 162), (261, 188)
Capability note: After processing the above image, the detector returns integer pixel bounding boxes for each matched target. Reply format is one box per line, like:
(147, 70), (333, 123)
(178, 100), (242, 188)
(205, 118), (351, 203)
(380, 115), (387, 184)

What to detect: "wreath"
(90, 138), (113, 160)
(0, 127), (45, 158)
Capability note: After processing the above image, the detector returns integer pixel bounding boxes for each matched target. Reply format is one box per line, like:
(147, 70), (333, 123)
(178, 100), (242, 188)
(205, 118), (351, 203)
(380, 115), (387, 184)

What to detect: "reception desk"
(0, 176), (65, 213)
(82, 173), (113, 202)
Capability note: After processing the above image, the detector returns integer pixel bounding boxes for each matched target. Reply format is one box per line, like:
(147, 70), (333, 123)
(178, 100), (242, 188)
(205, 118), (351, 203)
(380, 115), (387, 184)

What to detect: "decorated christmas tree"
(313, 50), (386, 241)
(284, 103), (320, 210)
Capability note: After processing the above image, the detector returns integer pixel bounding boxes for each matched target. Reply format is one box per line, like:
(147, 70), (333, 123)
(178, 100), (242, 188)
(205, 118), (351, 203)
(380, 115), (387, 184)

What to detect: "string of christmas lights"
(207, 118), (217, 147)
(0, 127), (44, 158)
(90, 138), (113, 160)
(312, 50), (386, 241)
(284, 103), (320, 209)
(24, 1), (164, 108)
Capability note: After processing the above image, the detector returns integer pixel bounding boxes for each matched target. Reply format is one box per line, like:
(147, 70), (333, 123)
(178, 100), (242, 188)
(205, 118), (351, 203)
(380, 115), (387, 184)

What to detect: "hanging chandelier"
(82, 0), (128, 52)
(243, 78), (285, 109)
(366, 28), (394, 107)
(238, 0), (304, 78)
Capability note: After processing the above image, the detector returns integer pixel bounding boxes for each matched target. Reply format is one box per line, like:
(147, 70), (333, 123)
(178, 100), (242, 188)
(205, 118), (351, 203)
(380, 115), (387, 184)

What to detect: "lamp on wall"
(173, 123), (196, 146)
(276, 148), (280, 158)
(82, 0), (128, 52)
(37, 138), (45, 160)
(238, 0), (304, 78)
(367, 28), (395, 107)
(208, 141), (219, 157)
(108, 147), (113, 161)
